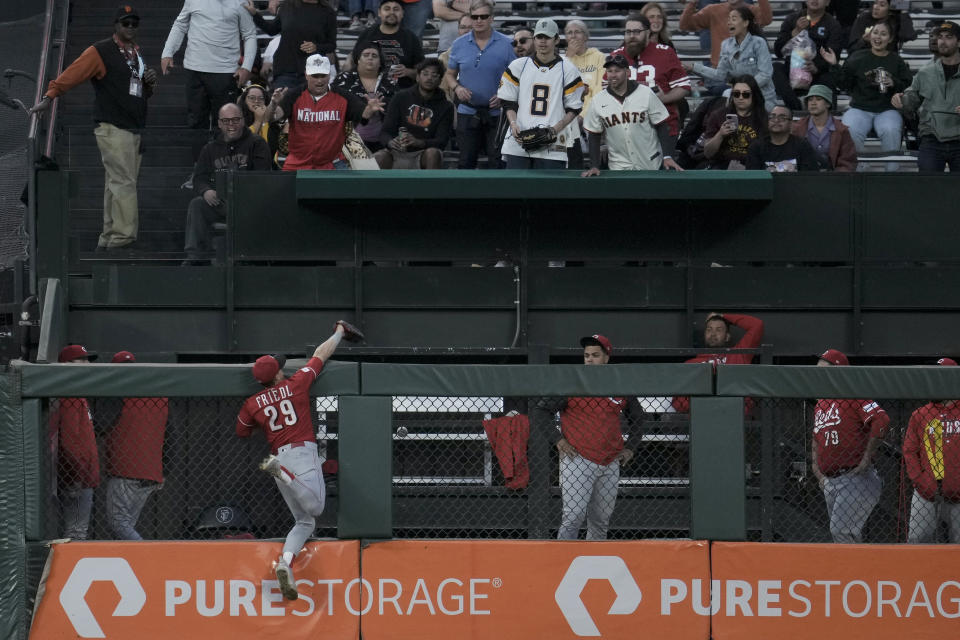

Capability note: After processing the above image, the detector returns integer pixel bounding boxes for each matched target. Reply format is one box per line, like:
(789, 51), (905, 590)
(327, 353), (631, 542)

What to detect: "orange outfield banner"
(711, 542), (960, 640)
(358, 539), (711, 640)
(28, 540), (360, 640)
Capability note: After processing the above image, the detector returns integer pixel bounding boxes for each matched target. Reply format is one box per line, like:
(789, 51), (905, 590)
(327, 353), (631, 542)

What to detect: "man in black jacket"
(375, 59), (453, 169)
(182, 103), (271, 265)
(30, 5), (156, 252)
(772, 0), (843, 110)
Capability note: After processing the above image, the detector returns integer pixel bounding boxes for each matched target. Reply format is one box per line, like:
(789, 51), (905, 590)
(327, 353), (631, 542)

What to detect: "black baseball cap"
(604, 54), (630, 69)
(115, 5), (140, 22)
(935, 21), (960, 38)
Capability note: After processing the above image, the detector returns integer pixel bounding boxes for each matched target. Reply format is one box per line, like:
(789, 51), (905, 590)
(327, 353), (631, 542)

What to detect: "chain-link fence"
(751, 397), (960, 544)
(43, 395), (341, 542)
(389, 394), (689, 540)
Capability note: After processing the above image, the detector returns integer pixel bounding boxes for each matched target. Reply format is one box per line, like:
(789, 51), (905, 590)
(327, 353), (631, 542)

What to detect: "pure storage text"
(660, 578), (960, 619)
(164, 577), (495, 617)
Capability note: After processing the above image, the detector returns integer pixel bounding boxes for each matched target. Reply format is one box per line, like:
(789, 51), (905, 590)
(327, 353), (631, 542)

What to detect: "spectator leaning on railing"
(811, 348), (890, 544)
(161, 0), (258, 130)
(903, 357), (960, 544)
(791, 84), (857, 171)
(891, 21), (960, 173)
(30, 6), (156, 253)
(445, 0), (514, 169)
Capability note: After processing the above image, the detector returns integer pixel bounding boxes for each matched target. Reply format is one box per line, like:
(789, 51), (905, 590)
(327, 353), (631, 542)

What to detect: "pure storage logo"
(59, 558), (146, 638)
(554, 556), (643, 636)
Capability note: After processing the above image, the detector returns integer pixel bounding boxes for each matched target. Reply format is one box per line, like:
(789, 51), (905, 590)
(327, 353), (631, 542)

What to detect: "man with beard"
(746, 104), (820, 171)
(512, 27), (534, 57)
(892, 21), (960, 172)
(671, 312), (765, 413)
(376, 59), (454, 169)
(182, 103), (271, 265)
(352, 0), (425, 88)
(581, 54), (682, 174)
(608, 14), (691, 144)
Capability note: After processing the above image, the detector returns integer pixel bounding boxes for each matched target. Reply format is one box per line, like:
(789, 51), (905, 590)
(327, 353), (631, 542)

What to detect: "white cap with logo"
(305, 54), (331, 75)
(534, 18), (559, 38)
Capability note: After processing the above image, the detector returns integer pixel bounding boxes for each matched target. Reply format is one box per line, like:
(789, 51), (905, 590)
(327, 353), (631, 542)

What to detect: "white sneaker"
(275, 558), (298, 600)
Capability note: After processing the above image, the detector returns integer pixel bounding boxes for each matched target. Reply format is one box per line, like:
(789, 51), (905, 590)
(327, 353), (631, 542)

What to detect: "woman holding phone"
(702, 74), (768, 169)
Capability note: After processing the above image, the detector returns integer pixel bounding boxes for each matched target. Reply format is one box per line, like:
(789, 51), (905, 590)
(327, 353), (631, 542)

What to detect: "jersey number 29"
(264, 399), (298, 431)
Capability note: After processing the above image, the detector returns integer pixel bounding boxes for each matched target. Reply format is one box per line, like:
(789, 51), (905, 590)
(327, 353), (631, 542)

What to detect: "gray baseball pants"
(822, 467), (882, 543)
(275, 441), (326, 558)
(106, 477), (161, 540)
(907, 491), (960, 544)
(558, 453), (620, 540)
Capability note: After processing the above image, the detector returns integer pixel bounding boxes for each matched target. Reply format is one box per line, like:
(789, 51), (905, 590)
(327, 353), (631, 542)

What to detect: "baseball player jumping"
(236, 320), (364, 600)
(581, 54), (683, 175)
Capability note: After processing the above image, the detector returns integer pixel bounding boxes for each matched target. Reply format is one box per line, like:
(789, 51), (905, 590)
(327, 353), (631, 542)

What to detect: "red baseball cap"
(58, 344), (97, 362)
(112, 350), (136, 363)
(252, 354), (286, 384)
(937, 357), (957, 367)
(818, 348), (849, 367)
(580, 334), (612, 356)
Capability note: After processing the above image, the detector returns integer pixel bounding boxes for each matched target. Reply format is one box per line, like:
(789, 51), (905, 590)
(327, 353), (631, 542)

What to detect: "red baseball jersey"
(561, 397), (628, 466)
(813, 398), (890, 476)
(106, 397), (169, 483)
(672, 313), (765, 413)
(49, 398), (100, 488)
(608, 43), (690, 136)
(903, 401), (960, 502)
(236, 357), (324, 453)
(282, 89), (363, 171)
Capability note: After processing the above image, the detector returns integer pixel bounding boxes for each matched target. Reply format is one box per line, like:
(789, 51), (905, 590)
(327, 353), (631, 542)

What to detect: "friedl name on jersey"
(600, 110), (648, 129)
(297, 108), (342, 123)
(255, 384), (293, 409)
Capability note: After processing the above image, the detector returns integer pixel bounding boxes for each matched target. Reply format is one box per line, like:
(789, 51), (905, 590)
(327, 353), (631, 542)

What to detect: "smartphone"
(725, 114), (739, 128)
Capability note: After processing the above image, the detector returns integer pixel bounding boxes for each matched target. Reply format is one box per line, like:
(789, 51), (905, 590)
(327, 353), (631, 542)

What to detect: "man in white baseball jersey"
(497, 18), (584, 168)
(582, 54), (683, 175)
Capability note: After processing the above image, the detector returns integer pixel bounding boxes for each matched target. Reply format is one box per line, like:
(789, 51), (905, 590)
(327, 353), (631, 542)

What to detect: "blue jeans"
(400, 0), (432, 38)
(504, 155), (566, 169)
(841, 107), (903, 172)
(917, 136), (960, 172)
(349, 0), (378, 16)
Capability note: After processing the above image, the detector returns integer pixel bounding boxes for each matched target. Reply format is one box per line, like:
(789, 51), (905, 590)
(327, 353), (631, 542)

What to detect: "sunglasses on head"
(119, 19), (139, 27)
(512, 36), (530, 46)
(731, 90), (752, 98)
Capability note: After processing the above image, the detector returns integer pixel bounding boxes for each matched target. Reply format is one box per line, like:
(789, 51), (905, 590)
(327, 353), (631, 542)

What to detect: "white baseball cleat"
(259, 455), (292, 485)
(275, 558), (299, 601)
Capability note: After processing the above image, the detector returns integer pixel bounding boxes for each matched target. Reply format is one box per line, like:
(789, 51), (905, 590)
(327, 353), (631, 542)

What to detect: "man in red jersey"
(811, 348), (890, 543)
(535, 334), (645, 540)
(236, 320), (363, 600)
(903, 357), (960, 543)
(672, 312), (764, 413)
(50, 344), (100, 539)
(275, 54), (384, 170)
(607, 14), (691, 142)
(104, 350), (169, 540)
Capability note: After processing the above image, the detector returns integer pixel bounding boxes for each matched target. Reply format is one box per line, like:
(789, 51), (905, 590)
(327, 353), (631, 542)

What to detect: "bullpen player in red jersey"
(534, 334), (645, 540)
(811, 348), (891, 543)
(903, 357), (960, 543)
(672, 312), (764, 413)
(236, 320), (364, 600)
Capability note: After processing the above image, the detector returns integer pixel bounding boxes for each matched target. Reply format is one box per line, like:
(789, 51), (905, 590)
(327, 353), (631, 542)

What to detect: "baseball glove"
(516, 125), (557, 152)
(335, 320), (365, 343)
